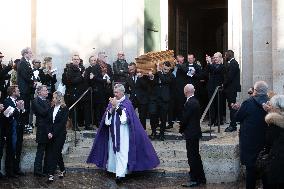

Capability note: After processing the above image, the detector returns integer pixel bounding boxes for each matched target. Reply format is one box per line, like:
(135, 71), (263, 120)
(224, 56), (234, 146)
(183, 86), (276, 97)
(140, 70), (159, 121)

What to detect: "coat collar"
(265, 112), (284, 129)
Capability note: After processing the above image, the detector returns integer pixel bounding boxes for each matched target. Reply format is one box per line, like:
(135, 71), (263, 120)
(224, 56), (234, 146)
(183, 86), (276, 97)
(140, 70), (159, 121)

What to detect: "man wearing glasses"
(113, 51), (128, 86)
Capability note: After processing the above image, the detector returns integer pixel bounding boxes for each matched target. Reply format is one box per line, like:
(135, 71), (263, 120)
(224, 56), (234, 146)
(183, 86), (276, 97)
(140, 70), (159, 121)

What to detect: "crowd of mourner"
(0, 47), (283, 188)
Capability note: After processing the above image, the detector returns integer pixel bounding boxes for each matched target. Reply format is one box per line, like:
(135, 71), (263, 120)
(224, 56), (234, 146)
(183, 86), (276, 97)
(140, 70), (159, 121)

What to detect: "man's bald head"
(184, 84), (195, 97)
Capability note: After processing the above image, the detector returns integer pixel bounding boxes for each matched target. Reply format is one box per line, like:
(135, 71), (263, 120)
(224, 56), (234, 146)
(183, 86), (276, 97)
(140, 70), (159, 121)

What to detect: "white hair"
(270, 95), (284, 111)
(21, 47), (31, 56)
(254, 81), (268, 95)
(114, 83), (125, 94)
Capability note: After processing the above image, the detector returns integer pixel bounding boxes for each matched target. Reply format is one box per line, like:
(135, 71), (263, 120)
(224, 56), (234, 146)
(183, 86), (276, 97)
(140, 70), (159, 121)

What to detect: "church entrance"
(168, 0), (228, 61)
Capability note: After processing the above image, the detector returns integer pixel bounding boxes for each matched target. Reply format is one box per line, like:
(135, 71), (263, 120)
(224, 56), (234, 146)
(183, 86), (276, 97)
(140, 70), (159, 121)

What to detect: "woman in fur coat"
(264, 94), (284, 189)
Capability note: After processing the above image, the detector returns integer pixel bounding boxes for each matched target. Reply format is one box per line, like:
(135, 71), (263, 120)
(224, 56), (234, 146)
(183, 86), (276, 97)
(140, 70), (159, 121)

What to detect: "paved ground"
(0, 170), (250, 189)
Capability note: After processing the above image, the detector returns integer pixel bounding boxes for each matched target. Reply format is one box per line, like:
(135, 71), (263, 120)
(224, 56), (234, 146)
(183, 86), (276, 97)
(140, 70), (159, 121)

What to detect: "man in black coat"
(223, 50), (241, 132)
(0, 52), (13, 102)
(125, 62), (138, 109)
(3, 85), (25, 177)
(176, 54), (202, 120)
(180, 84), (206, 187)
(234, 81), (269, 189)
(125, 63), (150, 130)
(174, 55), (187, 123)
(206, 52), (225, 126)
(17, 47), (34, 133)
(32, 85), (50, 176)
(64, 55), (91, 130)
(112, 51), (128, 85)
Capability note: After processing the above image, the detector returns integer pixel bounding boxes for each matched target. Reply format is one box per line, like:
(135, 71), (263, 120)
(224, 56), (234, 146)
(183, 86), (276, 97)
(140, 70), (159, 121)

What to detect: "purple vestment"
(86, 98), (160, 171)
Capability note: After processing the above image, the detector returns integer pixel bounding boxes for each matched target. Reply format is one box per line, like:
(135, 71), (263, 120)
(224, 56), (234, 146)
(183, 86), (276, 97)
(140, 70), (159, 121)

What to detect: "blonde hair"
(53, 91), (66, 107)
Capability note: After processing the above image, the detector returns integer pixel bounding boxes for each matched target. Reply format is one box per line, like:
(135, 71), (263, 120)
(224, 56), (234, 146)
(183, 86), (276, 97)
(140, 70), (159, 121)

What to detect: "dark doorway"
(168, 0), (228, 61)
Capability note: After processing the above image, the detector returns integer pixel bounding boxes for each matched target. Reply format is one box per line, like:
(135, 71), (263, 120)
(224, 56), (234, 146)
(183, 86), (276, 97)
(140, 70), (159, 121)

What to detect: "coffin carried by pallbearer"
(135, 50), (176, 75)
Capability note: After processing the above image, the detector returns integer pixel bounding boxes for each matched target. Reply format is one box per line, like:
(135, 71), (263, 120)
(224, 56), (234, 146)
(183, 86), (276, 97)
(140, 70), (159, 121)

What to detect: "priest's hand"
(109, 97), (118, 109)
(48, 133), (53, 139)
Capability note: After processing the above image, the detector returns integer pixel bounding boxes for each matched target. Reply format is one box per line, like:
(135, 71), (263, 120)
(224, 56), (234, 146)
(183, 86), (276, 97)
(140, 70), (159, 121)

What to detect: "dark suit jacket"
(3, 97), (24, 125)
(180, 96), (202, 140)
(223, 58), (241, 98)
(206, 63), (225, 95)
(48, 106), (68, 139)
(0, 64), (12, 100)
(155, 71), (174, 102)
(32, 97), (50, 143)
(235, 95), (268, 166)
(112, 59), (128, 83)
(17, 57), (33, 95)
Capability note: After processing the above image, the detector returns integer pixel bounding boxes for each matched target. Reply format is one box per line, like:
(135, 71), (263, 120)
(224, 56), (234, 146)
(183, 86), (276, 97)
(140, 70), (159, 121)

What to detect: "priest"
(87, 83), (159, 183)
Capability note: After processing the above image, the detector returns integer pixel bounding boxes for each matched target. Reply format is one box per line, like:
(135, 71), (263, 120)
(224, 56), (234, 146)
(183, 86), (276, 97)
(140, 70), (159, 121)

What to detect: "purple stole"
(109, 108), (121, 153)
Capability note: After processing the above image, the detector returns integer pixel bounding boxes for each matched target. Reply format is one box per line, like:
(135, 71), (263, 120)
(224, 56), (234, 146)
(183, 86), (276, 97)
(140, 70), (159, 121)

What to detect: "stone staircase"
(16, 122), (241, 183)
(64, 129), (190, 173)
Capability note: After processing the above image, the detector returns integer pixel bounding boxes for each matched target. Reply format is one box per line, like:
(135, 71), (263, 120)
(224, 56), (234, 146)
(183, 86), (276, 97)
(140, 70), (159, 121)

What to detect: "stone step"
(64, 154), (89, 163)
(159, 158), (188, 168)
(67, 147), (188, 161)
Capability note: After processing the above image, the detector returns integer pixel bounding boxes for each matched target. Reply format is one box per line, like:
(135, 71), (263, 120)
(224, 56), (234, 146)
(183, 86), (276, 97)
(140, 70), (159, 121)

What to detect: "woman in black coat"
(47, 91), (68, 182)
(264, 95), (284, 189)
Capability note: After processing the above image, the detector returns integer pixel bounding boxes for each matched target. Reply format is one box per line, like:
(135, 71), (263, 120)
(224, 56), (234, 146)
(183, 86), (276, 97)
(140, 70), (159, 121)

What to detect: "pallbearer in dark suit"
(180, 84), (206, 188)
(3, 85), (25, 177)
(223, 50), (241, 132)
(32, 85), (50, 176)
(47, 91), (68, 182)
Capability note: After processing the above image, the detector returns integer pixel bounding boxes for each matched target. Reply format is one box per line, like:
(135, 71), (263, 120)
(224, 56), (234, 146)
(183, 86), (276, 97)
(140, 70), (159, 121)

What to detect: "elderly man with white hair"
(233, 81), (270, 189)
(87, 84), (159, 184)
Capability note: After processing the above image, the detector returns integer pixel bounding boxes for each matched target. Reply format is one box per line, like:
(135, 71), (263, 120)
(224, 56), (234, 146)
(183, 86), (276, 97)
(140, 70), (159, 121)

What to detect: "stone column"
(252, 0), (272, 88)
(272, 0), (284, 93)
(160, 0), (168, 50)
(228, 0), (243, 97)
(241, 0), (253, 98)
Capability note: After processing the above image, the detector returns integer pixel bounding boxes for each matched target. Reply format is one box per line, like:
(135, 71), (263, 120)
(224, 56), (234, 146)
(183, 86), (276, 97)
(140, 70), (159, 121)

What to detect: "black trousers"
(0, 124), (5, 171)
(47, 136), (66, 175)
(34, 143), (48, 174)
(138, 103), (148, 130)
(14, 124), (24, 172)
(94, 103), (106, 128)
(208, 91), (223, 124)
(5, 129), (16, 176)
(186, 138), (206, 183)
(245, 165), (268, 189)
(226, 94), (237, 127)
(21, 93), (31, 126)
(150, 102), (169, 136)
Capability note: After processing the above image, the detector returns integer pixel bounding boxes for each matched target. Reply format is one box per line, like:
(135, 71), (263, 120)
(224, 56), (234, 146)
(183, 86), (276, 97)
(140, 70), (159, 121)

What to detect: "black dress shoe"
(15, 171), (25, 176)
(0, 172), (4, 178)
(6, 174), (18, 179)
(224, 126), (237, 132)
(34, 172), (46, 177)
(181, 181), (200, 187)
(85, 126), (94, 130)
(159, 135), (165, 141)
(73, 127), (81, 131)
(115, 176), (123, 184)
(149, 133), (157, 140)
(165, 125), (173, 129)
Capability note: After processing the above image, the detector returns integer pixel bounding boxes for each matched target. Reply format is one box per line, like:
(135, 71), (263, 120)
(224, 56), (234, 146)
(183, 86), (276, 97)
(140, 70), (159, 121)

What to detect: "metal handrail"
(200, 86), (222, 134)
(69, 87), (92, 111)
(69, 87), (93, 147)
